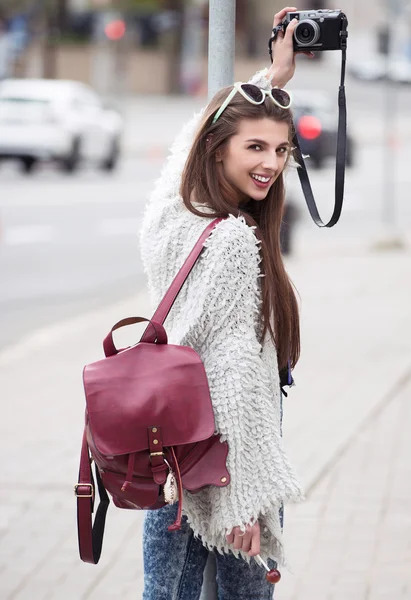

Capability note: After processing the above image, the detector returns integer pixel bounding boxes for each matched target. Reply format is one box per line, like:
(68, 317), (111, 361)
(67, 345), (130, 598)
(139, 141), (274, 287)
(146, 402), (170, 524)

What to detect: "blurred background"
(1, 1), (411, 599)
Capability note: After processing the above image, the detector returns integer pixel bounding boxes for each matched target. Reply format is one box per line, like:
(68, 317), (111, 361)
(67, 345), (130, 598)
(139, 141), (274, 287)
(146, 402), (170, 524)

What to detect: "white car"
(349, 54), (411, 84)
(0, 78), (123, 174)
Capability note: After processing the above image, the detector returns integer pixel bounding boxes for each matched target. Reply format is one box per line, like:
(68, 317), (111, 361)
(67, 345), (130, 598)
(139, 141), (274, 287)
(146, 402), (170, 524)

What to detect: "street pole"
(383, 0), (398, 231)
(208, 0), (236, 99)
(200, 1), (236, 598)
(378, 0), (407, 249)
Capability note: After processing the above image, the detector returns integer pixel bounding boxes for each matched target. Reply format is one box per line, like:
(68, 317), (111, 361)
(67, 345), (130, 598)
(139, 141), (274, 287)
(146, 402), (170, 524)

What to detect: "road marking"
(98, 217), (140, 236)
(0, 290), (151, 367)
(2, 225), (55, 246)
(0, 193), (147, 207)
(0, 218), (141, 246)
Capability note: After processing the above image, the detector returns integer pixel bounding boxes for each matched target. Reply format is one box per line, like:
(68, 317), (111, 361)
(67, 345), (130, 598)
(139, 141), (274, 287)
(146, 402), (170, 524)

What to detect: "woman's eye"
(277, 146), (288, 155)
(249, 144), (262, 151)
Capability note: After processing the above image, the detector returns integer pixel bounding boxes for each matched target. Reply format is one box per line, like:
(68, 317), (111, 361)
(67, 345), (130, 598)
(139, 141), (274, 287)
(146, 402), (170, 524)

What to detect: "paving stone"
(277, 378), (411, 600)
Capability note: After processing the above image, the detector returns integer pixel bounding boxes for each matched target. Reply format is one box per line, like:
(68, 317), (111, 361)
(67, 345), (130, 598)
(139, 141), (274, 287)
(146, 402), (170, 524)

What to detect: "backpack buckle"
(74, 483), (94, 498)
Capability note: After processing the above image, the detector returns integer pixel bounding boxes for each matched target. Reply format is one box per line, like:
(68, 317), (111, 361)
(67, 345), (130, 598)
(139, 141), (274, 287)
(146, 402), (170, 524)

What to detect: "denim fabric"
(143, 392), (285, 599)
(143, 503), (276, 600)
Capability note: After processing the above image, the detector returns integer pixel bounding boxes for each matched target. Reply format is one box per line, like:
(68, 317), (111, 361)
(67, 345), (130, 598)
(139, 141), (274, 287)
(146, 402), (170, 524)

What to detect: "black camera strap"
(269, 17), (348, 227)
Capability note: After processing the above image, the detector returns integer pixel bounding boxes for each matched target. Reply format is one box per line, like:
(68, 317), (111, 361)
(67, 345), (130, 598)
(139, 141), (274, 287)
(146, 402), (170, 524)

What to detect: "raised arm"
(265, 5), (314, 88)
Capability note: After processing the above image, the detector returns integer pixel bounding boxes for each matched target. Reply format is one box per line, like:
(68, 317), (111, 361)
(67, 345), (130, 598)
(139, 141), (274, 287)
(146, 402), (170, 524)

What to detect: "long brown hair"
(180, 85), (300, 371)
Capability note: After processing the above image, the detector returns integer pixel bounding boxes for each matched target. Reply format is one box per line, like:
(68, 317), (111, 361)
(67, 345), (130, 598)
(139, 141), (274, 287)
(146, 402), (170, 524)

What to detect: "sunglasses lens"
(241, 84), (264, 103)
(271, 89), (291, 107)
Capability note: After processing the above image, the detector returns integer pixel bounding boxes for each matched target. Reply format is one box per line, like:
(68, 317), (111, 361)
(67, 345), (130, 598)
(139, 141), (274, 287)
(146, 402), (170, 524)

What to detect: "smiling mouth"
(250, 173), (272, 188)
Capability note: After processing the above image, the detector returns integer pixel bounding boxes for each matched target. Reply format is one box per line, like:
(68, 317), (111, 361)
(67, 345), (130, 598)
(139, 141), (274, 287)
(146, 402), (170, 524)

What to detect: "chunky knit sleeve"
(180, 215), (304, 565)
(247, 67), (273, 91)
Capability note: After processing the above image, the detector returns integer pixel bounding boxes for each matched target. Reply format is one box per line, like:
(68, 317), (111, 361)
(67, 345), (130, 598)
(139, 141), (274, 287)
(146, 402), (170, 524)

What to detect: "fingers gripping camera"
(282, 9), (348, 52)
(268, 9), (349, 227)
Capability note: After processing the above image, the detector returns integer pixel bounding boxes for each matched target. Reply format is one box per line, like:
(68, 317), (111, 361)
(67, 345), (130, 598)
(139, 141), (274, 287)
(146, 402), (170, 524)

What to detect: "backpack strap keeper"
(148, 426), (168, 485)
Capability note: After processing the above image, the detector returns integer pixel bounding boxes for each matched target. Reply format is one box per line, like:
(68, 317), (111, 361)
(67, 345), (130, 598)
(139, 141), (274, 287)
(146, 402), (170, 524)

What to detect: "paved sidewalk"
(1, 235), (411, 599)
(278, 376), (411, 600)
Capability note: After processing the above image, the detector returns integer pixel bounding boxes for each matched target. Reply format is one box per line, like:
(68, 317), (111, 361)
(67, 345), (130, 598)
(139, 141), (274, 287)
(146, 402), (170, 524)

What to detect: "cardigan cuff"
(247, 68), (272, 91)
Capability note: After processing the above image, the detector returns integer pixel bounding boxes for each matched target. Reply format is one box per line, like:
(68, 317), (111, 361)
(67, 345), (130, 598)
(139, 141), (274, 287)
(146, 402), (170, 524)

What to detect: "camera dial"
(294, 19), (321, 46)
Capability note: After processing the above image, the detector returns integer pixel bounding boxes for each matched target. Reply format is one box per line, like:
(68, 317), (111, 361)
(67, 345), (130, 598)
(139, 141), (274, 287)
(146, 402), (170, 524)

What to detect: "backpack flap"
(83, 341), (216, 458)
(178, 434), (230, 492)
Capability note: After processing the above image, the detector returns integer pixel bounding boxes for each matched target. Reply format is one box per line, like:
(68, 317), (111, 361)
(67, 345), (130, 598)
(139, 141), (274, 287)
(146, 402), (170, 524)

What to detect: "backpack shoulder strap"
(76, 217), (223, 563)
(76, 430), (110, 564)
(141, 217), (223, 343)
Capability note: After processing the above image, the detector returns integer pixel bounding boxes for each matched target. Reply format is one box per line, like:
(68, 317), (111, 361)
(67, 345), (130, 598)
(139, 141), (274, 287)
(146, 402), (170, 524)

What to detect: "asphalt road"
(1, 68), (411, 352)
(0, 161), (156, 350)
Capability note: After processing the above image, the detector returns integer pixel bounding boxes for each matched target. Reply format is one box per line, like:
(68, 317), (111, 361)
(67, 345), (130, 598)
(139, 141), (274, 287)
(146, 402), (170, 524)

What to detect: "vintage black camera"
(281, 9), (347, 51)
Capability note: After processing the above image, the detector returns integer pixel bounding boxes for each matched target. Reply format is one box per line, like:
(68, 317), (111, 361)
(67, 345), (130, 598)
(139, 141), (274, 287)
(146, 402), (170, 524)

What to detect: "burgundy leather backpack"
(75, 218), (230, 564)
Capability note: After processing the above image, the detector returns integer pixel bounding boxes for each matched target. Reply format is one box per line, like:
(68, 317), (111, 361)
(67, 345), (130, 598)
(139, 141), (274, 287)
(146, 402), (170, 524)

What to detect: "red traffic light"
(104, 19), (126, 41)
(297, 115), (322, 140)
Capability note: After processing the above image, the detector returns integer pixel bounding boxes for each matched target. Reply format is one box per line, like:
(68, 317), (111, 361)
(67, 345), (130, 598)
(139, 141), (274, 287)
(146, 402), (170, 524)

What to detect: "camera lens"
(294, 19), (320, 46)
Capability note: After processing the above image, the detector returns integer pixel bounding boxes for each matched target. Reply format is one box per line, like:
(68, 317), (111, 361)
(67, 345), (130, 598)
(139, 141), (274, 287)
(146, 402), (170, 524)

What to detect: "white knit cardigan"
(140, 70), (304, 566)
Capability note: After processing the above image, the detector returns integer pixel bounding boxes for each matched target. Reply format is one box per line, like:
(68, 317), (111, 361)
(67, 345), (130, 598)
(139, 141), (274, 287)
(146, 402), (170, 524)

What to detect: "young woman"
(140, 7), (309, 599)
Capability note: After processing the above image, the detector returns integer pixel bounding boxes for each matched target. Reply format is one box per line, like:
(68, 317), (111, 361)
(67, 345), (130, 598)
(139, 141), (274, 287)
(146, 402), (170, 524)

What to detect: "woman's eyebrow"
(245, 138), (267, 145)
(245, 138), (290, 147)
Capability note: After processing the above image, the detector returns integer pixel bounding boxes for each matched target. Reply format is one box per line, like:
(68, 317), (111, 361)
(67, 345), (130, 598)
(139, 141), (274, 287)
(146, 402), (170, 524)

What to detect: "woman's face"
(217, 118), (291, 204)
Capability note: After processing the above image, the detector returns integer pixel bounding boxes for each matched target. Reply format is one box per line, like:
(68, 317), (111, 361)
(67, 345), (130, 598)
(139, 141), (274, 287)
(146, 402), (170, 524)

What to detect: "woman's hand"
(226, 521), (261, 556)
(267, 6), (315, 89)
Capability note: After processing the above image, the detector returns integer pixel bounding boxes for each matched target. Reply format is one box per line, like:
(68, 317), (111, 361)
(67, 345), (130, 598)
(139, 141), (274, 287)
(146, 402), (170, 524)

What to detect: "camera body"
(282, 9), (347, 52)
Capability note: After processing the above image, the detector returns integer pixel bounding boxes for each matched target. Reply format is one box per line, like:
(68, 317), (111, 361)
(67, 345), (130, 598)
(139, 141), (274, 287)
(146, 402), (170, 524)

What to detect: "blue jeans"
(142, 503), (276, 600)
(143, 392), (285, 599)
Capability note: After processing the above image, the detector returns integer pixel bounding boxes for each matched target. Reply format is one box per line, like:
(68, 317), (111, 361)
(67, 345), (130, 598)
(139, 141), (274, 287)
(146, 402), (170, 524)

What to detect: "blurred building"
(7, 0), (407, 94)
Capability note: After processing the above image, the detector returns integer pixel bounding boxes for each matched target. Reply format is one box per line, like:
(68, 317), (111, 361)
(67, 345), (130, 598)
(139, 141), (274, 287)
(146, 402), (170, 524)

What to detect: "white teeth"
(251, 174), (270, 183)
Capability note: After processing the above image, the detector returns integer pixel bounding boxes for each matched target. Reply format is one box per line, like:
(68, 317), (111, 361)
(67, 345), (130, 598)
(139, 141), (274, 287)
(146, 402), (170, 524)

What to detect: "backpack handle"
(103, 317), (167, 357)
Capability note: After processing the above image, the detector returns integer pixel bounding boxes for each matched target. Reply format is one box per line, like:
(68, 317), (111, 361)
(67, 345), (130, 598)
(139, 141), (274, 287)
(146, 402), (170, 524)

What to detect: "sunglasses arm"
(212, 86), (238, 124)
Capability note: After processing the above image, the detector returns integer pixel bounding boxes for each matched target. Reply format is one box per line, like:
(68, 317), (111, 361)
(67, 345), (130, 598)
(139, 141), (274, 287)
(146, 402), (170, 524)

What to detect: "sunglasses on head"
(212, 82), (292, 124)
